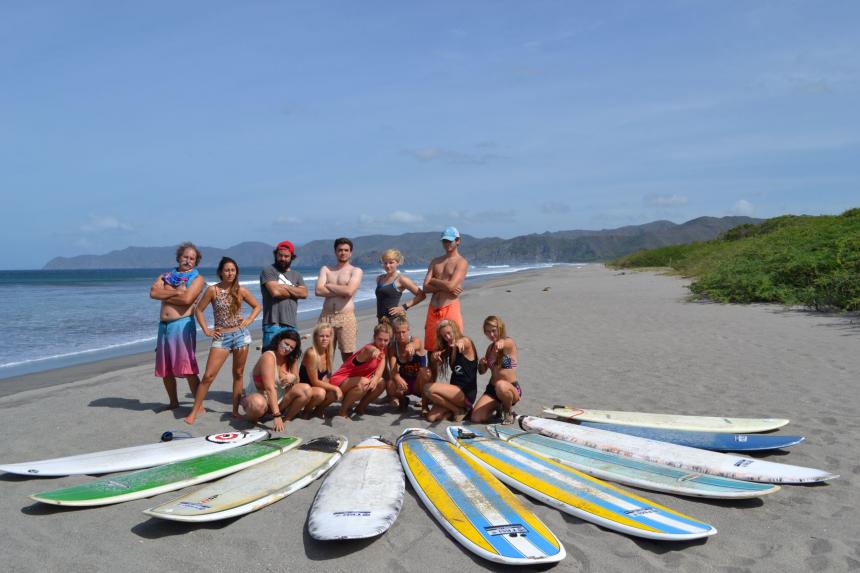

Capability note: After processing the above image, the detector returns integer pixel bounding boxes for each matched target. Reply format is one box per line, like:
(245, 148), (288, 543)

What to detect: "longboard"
(30, 437), (300, 507)
(398, 428), (565, 565)
(488, 425), (779, 499)
(1, 430), (269, 477)
(308, 436), (404, 540)
(522, 417), (837, 484)
(545, 405), (789, 433)
(448, 427), (716, 541)
(577, 422), (804, 451)
(144, 436), (346, 522)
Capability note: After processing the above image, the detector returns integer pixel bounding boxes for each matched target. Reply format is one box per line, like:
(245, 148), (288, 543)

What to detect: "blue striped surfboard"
(488, 425), (779, 499)
(448, 426), (717, 541)
(577, 422), (804, 451)
(397, 428), (565, 565)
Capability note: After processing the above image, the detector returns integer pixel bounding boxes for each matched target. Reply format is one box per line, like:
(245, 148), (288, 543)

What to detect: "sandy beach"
(1, 264), (858, 572)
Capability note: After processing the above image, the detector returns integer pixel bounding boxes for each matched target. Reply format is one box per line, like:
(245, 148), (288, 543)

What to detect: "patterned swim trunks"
(318, 310), (358, 355)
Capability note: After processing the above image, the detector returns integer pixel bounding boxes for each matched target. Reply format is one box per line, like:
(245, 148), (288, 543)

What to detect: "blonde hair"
(380, 249), (403, 264)
(391, 315), (410, 329)
(435, 320), (464, 378)
(482, 315), (507, 340)
(310, 323), (334, 372)
(373, 322), (393, 337)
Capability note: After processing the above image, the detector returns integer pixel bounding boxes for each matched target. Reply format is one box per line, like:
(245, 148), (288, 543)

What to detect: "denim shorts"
(211, 327), (252, 350)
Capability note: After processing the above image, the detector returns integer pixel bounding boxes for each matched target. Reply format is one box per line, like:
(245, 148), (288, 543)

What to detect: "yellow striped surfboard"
(397, 428), (565, 565)
(447, 426), (717, 541)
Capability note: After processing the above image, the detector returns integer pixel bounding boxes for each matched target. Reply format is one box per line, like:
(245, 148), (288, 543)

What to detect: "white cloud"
(732, 199), (755, 216)
(403, 146), (503, 165)
(389, 211), (423, 224)
(80, 215), (133, 233)
(540, 201), (572, 214)
(645, 194), (688, 207)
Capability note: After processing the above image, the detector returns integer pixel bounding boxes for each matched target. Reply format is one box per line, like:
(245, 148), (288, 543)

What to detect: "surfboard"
(545, 405), (789, 433)
(398, 428), (565, 565)
(488, 425), (779, 499)
(522, 417), (837, 484)
(144, 436), (346, 522)
(30, 437), (301, 507)
(577, 422), (804, 451)
(448, 427), (717, 541)
(1, 430), (269, 477)
(308, 436), (404, 540)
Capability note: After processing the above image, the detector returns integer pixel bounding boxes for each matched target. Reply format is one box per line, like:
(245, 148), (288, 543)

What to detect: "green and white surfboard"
(30, 437), (300, 507)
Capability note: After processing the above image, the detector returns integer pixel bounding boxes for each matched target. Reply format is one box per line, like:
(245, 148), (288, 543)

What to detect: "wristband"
(402, 303), (408, 312)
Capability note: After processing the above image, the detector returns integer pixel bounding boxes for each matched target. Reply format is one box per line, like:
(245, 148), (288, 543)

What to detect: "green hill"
(610, 209), (860, 311)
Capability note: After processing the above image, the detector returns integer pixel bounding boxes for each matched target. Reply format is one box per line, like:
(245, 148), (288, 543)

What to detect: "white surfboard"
(545, 406), (789, 433)
(308, 436), (405, 540)
(0, 430), (269, 477)
(522, 417), (837, 484)
(143, 436), (347, 522)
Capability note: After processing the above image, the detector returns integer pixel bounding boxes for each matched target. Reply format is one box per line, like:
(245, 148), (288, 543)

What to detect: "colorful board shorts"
(262, 323), (297, 348)
(424, 300), (464, 351)
(318, 310), (357, 355)
(155, 316), (199, 378)
(211, 327), (252, 351)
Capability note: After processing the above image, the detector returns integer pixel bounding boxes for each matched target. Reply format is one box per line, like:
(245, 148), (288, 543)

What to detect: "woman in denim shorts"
(185, 257), (262, 424)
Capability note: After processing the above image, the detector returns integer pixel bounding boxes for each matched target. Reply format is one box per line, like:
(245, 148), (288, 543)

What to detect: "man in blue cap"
(422, 226), (469, 351)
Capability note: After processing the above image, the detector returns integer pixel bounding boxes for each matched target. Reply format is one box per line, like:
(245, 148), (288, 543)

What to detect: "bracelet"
(402, 303), (408, 312)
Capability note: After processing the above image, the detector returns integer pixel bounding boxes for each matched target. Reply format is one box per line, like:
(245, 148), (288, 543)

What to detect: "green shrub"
(610, 209), (860, 311)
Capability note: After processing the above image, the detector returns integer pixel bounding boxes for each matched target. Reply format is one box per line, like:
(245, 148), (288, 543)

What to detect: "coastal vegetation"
(610, 209), (860, 311)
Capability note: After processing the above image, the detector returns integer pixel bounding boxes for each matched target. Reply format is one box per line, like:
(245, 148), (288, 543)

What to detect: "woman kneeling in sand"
(424, 320), (478, 422)
(471, 315), (521, 425)
(240, 331), (324, 432)
(385, 315), (431, 411)
(300, 323), (340, 418)
(329, 323), (391, 418)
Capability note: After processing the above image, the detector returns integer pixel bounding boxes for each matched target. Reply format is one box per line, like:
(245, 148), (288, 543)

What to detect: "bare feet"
(183, 414), (196, 425)
(501, 409), (515, 425)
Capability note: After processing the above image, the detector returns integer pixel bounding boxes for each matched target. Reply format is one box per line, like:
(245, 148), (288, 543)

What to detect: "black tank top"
(375, 274), (402, 320)
(450, 348), (478, 404)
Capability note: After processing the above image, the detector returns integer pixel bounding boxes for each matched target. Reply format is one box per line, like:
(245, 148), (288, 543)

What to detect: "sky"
(1, 1), (858, 269)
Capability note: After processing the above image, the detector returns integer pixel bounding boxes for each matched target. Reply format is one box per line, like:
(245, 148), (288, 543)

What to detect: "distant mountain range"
(43, 216), (761, 270)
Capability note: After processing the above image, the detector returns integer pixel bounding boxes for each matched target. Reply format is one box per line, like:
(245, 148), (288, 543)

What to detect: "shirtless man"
(315, 238), (363, 363)
(422, 227), (469, 352)
(149, 242), (206, 409)
(260, 240), (308, 348)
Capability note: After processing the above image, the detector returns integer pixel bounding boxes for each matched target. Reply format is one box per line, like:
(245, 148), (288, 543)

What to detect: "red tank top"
(330, 344), (383, 386)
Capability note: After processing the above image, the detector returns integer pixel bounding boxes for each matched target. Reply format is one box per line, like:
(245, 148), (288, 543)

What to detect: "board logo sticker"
(679, 473), (702, 482)
(105, 480), (130, 490)
(485, 524), (527, 537)
(333, 511), (371, 517)
(178, 502), (210, 510)
(735, 435), (749, 442)
(27, 469), (39, 474)
(206, 432), (243, 444)
(625, 507), (656, 516)
(734, 459), (754, 467)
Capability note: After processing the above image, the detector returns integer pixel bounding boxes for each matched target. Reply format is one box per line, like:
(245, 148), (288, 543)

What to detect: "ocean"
(0, 263), (561, 379)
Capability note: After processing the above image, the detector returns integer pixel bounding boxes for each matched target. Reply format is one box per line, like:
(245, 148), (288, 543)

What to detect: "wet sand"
(1, 265), (858, 572)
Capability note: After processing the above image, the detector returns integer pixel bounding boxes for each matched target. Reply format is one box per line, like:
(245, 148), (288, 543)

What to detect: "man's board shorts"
(318, 310), (357, 355)
(262, 323), (297, 348)
(155, 316), (199, 378)
(211, 327), (252, 351)
(424, 299), (464, 351)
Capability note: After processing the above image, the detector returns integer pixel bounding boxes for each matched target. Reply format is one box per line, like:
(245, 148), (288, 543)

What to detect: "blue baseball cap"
(440, 226), (460, 241)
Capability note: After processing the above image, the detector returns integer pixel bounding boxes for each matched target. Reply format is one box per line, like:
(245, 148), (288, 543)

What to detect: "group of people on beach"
(149, 227), (522, 430)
